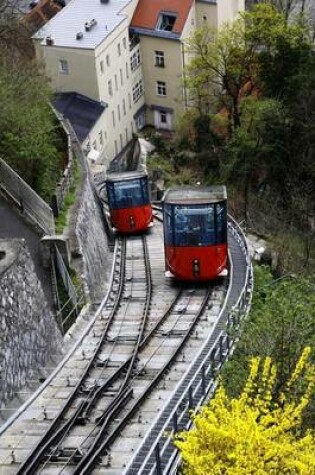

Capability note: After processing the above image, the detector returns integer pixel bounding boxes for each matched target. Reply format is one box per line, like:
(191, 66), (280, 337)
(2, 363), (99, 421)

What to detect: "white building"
(33, 0), (244, 165)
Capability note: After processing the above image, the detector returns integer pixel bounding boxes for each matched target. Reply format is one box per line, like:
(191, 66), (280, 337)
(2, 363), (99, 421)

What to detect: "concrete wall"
(0, 239), (63, 407)
(140, 36), (184, 128)
(217, 0), (244, 25)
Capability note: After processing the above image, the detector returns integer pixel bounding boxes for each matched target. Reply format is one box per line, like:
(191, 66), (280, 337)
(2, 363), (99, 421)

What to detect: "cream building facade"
(33, 0), (244, 165)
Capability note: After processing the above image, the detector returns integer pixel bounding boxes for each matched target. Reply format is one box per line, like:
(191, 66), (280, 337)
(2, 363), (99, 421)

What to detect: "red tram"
(162, 186), (228, 281)
(105, 170), (153, 233)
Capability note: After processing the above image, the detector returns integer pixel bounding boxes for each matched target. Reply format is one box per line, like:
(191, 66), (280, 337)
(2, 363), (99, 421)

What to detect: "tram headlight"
(129, 216), (135, 228)
(193, 259), (200, 277)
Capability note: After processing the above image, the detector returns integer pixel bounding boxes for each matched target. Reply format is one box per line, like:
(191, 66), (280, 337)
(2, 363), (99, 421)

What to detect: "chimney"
(85, 18), (97, 31)
(46, 36), (54, 45)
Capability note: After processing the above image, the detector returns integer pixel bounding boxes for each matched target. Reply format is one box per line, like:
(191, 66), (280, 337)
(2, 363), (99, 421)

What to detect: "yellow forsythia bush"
(175, 347), (315, 474)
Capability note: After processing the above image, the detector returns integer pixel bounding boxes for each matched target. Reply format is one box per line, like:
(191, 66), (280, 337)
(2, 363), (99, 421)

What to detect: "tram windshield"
(164, 202), (227, 246)
(107, 177), (150, 209)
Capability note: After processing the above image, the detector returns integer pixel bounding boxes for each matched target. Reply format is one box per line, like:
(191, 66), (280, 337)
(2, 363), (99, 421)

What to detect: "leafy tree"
(243, 4), (312, 103)
(0, 59), (63, 199)
(183, 4), (315, 235)
(222, 96), (286, 221)
(0, 0), (34, 60)
(175, 348), (315, 474)
(246, 0), (315, 27)
(185, 19), (258, 131)
(222, 266), (315, 423)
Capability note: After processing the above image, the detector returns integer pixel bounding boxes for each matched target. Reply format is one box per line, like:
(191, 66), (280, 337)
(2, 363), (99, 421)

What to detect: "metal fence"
(53, 244), (85, 334)
(0, 157), (55, 235)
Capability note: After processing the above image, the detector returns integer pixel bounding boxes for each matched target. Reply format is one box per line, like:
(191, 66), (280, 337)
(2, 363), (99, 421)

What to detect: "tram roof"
(105, 170), (147, 182)
(162, 186), (227, 204)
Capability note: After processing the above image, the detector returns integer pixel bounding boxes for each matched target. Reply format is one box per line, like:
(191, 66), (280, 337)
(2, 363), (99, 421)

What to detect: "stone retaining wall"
(0, 239), (63, 408)
(75, 177), (110, 303)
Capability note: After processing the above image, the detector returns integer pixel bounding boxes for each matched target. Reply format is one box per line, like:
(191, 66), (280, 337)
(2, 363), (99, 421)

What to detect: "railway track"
(0, 213), (252, 474)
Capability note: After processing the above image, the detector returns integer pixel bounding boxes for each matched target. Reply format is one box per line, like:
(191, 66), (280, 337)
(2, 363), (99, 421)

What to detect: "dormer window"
(156, 13), (177, 32)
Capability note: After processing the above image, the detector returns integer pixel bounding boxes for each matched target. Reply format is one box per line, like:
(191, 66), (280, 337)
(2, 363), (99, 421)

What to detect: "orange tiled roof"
(131, 0), (194, 34)
(23, 0), (63, 30)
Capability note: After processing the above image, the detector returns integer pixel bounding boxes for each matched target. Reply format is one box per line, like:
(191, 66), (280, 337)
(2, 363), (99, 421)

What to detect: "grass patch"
(55, 157), (81, 234)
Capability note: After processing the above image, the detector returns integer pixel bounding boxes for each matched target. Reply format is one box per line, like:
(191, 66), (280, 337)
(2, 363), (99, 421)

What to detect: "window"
(126, 62), (129, 79)
(114, 140), (118, 155)
(93, 140), (97, 150)
(131, 121), (134, 134)
(122, 98), (126, 116)
(136, 112), (145, 130)
(169, 205), (218, 247)
(125, 127), (128, 142)
(123, 37), (127, 49)
(109, 178), (149, 209)
(120, 133), (123, 149)
(112, 110), (115, 127)
(160, 111), (167, 124)
(130, 49), (141, 71)
(99, 130), (103, 147)
(155, 51), (165, 68)
(128, 93), (132, 109)
(117, 43), (121, 56)
(117, 104), (121, 121)
(156, 81), (167, 96)
(100, 60), (104, 73)
(108, 80), (113, 96)
(115, 74), (118, 91)
(59, 59), (69, 74)
(133, 80), (144, 103)
(106, 54), (110, 66)
(156, 13), (177, 31)
(120, 68), (123, 86)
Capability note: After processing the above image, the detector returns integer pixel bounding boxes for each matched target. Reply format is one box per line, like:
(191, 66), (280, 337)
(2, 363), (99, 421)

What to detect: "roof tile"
(131, 0), (194, 34)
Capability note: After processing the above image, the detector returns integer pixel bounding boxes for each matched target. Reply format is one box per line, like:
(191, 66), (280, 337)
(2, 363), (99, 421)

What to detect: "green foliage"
(243, 4), (312, 102)
(185, 18), (255, 130)
(178, 3), (315, 244)
(55, 157), (81, 234)
(222, 265), (315, 427)
(147, 152), (200, 188)
(0, 60), (63, 200)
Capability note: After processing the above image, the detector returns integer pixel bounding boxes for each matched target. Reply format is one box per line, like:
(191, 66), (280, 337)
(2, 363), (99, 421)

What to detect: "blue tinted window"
(163, 203), (173, 245)
(163, 202), (227, 247)
(107, 177), (150, 209)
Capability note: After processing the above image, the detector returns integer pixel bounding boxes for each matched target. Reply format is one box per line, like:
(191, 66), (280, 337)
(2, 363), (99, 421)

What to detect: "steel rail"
(74, 287), (212, 474)
(16, 237), (127, 475)
(0, 236), (123, 440)
(72, 235), (153, 473)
